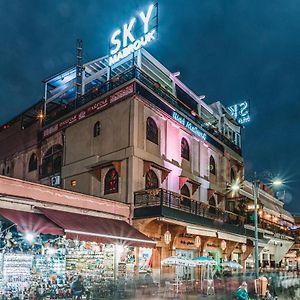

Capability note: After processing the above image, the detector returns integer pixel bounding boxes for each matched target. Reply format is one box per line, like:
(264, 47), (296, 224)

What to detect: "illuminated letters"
(109, 4), (156, 66)
(172, 111), (207, 141)
(123, 18), (136, 47)
(227, 100), (250, 125)
(110, 29), (121, 55)
(139, 4), (154, 33)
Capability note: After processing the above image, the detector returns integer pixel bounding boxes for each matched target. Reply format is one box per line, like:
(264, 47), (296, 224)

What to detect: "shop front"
(0, 208), (156, 298)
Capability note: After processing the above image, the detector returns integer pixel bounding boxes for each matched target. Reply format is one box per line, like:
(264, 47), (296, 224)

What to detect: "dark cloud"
(0, 0), (299, 212)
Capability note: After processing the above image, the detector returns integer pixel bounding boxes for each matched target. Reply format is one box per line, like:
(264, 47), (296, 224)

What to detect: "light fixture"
(71, 180), (77, 187)
(231, 181), (240, 193)
(272, 179), (283, 186)
(171, 71), (180, 77)
(36, 111), (45, 121)
(241, 244), (247, 253)
(220, 240), (227, 251)
(195, 236), (201, 248)
(25, 232), (35, 243)
(164, 230), (171, 245)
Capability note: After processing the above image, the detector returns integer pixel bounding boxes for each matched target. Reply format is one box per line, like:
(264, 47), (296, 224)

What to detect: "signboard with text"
(109, 3), (158, 66)
(42, 83), (135, 139)
(227, 100), (250, 125)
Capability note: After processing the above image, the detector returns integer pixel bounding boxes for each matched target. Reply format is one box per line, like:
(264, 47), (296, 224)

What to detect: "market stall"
(0, 208), (156, 298)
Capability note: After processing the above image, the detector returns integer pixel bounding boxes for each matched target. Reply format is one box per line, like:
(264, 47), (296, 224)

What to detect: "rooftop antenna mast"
(75, 39), (84, 107)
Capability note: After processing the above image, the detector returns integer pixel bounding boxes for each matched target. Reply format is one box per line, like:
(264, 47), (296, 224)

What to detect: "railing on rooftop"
(44, 67), (241, 155)
(134, 188), (245, 227)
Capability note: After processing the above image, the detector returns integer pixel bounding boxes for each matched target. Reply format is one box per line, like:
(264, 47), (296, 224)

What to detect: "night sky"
(0, 1), (299, 213)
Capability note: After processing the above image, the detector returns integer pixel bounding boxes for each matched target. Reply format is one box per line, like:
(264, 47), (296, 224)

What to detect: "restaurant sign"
(172, 111), (207, 141)
(109, 3), (158, 66)
(42, 83), (135, 139)
(227, 100), (250, 125)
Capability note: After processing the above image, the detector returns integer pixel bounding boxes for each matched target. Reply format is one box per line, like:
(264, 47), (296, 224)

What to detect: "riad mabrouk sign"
(109, 3), (158, 66)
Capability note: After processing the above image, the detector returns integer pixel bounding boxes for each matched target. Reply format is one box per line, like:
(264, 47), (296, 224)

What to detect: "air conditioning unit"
(51, 175), (61, 187)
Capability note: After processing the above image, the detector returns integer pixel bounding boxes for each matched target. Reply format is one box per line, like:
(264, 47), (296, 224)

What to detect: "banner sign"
(227, 100), (250, 125)
(109, 3), (158, 66)
(42, 83), (135, 139)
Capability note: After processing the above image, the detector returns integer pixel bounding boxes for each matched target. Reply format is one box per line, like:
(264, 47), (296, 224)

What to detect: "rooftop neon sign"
(227, 100), (250, 125)
(172, 111), (207, 141)
(109, 4), (158, 66)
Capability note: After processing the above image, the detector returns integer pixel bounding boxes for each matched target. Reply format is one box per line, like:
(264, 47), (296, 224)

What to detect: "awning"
(276, 206), (294, 223)
(259, 199), (294, 223)
(0, 208), (64, 235)
(186, 225), (217, 237)
(40, 208), (156, 248)
(259, 198), (280, 216)
(217, 231), (247, 244)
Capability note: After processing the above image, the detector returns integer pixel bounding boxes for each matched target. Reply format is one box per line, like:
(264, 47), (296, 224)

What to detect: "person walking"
(71, 275), (85, 300)
(236, 281), (251, 300)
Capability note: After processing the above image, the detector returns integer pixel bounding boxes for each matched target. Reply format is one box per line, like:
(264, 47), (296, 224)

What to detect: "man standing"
(71, 275), (85, 300)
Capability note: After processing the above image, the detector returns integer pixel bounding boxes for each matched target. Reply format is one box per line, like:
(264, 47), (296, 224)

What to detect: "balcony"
(44, 67), (241, 156)
(134, 189), (255, 237)
(260, 219), (295, 238)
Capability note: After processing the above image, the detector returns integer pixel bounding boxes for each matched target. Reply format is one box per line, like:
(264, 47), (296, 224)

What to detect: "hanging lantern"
(241, 244), (247, 253)
(195, 236), (201, 248)
(164, 230), (172, 245)
(220, 240), (227, 251)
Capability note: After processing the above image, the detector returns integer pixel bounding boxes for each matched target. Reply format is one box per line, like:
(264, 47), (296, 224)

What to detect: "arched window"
(146, 117), (158, 144)
(93, 121), (101, 137)
(230, 168), (236, 182)
(28, 153), (38, 172)
(104, 168), (119, 194)
(6, 166), (10, 175)
(181, 184), (191, 208)
(42, 144), (63, 177)
(209, 155), (216, 175)
(208, 196), (217, 214)
(145, 170), (159, 190)
(181, 138), (190, 161)
(2, 168), (4, 175)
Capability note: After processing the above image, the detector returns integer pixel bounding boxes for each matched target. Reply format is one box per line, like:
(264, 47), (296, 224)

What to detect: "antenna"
(76, 39), (83, 104)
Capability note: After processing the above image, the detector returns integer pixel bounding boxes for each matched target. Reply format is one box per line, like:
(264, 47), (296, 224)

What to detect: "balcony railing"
(260, 219), (295, 237)
(134, 188), (246, 229)
(44, 67), (241, 155)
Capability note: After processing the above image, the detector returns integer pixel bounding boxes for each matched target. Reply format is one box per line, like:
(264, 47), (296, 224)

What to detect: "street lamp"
(253, 178), (260, 280)
(272, 179), (283, 187)
(228, 174), (283, 280)
(253, 176), (283, 280)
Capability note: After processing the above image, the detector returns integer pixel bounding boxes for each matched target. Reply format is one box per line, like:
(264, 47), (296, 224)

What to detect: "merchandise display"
(32, 253), (66, 283)
(3, 253), (33, 292)
(66, 244), (114, 280)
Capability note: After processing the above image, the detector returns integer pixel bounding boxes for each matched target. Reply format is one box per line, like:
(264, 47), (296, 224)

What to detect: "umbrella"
(193, 256), (216, 266)
(161, 256), (196, 293)
(220, 261), (242, 269)
(162, 256), (196, 267)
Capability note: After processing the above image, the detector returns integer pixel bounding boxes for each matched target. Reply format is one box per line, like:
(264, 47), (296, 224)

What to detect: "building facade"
(0, 49), (296, 279)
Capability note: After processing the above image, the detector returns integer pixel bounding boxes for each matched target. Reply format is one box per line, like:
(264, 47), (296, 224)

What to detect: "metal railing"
(44, 67), (241, 155)
(260, 219), (295, 237)
(134, 188), (245, 227)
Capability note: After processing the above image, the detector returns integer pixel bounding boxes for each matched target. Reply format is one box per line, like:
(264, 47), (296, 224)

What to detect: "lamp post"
(253, 177), (260, 280)
(229, 174), (283, 280)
